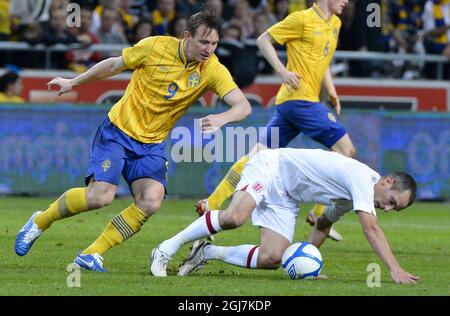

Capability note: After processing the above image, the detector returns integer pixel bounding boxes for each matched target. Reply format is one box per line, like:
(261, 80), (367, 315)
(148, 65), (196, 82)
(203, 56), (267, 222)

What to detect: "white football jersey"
(277, 148), (380, 222)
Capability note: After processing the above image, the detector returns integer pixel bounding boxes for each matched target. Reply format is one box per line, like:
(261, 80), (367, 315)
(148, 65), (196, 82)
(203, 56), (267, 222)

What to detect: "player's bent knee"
(86, 189), (115, 209)
(135, 198), (162, 216)
(258, 253), (281, 269)
(231, 212), (247, 227)
(86, 181), (117, 209)
(219, 210), (246, 229)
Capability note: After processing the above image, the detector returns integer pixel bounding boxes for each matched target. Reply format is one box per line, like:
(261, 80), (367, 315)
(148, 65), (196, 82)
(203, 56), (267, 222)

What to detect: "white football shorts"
(235, 150), (299, 242)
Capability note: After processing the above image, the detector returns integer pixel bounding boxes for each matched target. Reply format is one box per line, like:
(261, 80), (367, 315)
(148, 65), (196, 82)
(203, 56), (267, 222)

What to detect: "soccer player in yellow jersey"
(15, 10), (251, 272)
(195, 0), (355, 242)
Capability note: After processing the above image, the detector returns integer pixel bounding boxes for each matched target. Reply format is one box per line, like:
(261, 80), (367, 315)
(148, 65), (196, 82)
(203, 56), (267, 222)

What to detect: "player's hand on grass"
(280, 69), (301, 92)
(390, 268), (419, 284)
(313, 274), (328, 280)
(199, 114), (226, 133)
(329, 93), (341, 115)
(47, 77), (74, 96)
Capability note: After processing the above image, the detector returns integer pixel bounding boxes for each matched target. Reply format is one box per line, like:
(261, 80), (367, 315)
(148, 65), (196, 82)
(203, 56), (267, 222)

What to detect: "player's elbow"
(348, 146), (356, 158)
(242, 101), (252, 118)
(256, 32), (271, 49)
(256, 34), (264, 48)
(343, 146), (356, 158)
(109, 56), (126, 73)
(362, 222), (380, 238)
(233, 99), (252, 122)
(362, 228), (378, 244)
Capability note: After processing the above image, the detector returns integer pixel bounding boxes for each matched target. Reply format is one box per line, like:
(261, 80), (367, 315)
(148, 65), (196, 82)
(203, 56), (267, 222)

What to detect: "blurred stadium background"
(0, 0), (449, 201)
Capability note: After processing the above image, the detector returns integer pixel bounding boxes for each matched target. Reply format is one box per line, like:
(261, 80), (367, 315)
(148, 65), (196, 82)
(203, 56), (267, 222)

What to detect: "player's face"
(12, 78), (23, 96)
(330, 0), (348, 15)
(185, 25), (219, 63)
(374, 177), (411, 212)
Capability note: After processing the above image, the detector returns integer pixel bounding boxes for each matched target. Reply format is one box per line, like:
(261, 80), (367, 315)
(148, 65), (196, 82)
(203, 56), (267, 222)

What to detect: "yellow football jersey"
(267, 3), (341, 104)
(0, 93), (24, 103)
(108, 36), (237, 143)
(0, 0), (11, 36)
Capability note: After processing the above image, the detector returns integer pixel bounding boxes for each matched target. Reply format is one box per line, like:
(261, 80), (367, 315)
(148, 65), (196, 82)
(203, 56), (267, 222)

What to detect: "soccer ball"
(281, 242), (323, 280)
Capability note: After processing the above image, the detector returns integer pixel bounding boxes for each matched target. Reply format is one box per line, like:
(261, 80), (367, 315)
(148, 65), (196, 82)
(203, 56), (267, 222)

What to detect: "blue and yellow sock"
(312, 204), (325, 217)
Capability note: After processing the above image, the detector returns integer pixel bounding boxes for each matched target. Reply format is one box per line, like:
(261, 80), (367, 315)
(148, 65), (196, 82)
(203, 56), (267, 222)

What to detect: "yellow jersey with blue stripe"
(108, 36), (237, 143)
(267, 3), (341, 104)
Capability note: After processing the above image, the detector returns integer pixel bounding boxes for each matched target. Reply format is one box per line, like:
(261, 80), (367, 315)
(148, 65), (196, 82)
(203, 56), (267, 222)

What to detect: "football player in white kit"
(151, 148), (419, 284)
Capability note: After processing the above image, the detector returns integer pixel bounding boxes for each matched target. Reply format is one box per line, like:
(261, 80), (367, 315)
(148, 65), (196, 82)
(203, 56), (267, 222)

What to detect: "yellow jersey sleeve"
(122, 37), (157, 69)
(267, 11), (305, 45)
(206, 60), (238, 99)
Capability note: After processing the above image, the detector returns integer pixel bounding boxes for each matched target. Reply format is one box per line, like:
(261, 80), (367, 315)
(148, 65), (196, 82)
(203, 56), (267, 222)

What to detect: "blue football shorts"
(259, 100), (347, 149)
(85, 117), (168, 189)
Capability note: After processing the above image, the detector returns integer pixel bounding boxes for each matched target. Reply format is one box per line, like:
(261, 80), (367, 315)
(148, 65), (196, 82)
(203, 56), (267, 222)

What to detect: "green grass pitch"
(0, 197), (449, 296)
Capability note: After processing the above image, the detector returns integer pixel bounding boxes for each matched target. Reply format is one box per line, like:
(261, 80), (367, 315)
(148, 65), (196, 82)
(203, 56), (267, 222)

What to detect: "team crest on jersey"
(188, 72), (200, 88)
(102, 159), (111, 172)
(323, 42), (330, 57)
(333, 28), (338, 40)
(252, 182), (264, 193)
(328, 112), (337, 122)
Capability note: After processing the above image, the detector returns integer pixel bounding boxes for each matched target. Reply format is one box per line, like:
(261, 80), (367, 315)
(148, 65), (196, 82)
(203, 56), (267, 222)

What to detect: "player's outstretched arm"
(357, 211), (419, 284)
(199, 88), (251, 133)
(324, 67), (341, 115)
(47, 56), (129, 96)
(256, 32), (300, 91)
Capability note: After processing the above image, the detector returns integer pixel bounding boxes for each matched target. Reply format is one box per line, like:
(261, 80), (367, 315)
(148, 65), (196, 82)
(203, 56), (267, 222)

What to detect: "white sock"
(204, 244), (259, 268)
(160, 210), (221, 255)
